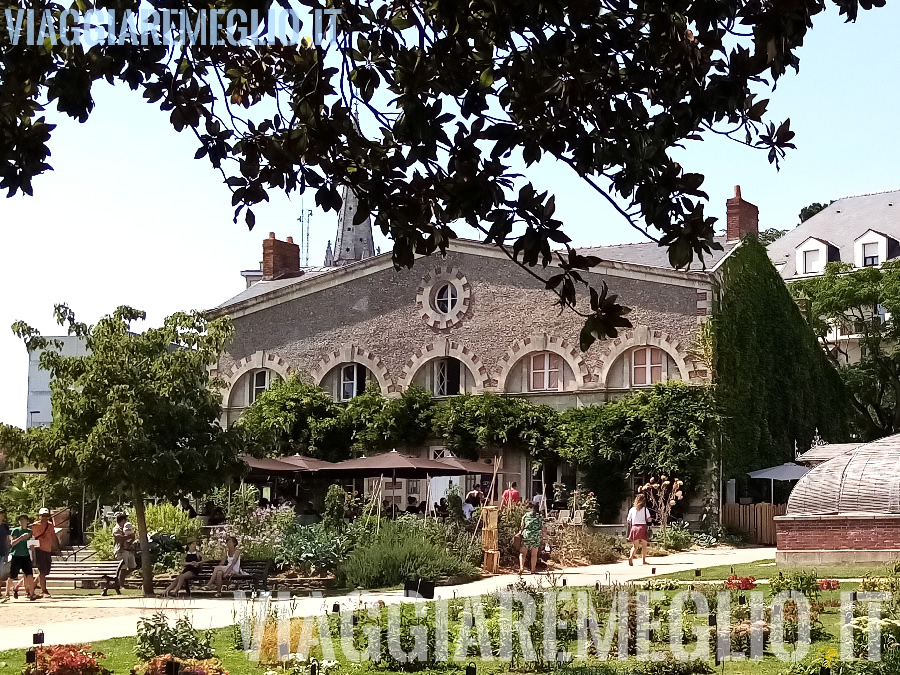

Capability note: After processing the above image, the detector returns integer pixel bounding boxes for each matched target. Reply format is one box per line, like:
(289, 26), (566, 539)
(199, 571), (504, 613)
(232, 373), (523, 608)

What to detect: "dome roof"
(787, 433), (900, 515)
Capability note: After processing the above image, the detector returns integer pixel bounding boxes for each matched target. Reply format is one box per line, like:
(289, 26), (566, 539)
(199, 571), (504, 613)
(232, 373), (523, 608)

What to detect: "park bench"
(45, 559), (124, 595)
(184, 559), (272, 593)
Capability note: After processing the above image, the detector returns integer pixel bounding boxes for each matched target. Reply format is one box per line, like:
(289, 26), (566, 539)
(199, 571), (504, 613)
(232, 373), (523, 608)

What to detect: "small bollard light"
(651, 568), (656, 575)
(332, 602), (340, 613)
(653, 605), (660, 618)
(25, 649), (37, 665)
(851, 592), (858, 603)
(695, 569), (701, 577)
(708, 615), (717, 627)
(562, 578), (567, 586)
(33, 631), (44, 645)
(310, 660), (318, 675)
(466, 662), (477, 675)
(731, 566), (735, 575)
(585, 618), (591, 629)
(595, 581), (600, 591)
(739, 594), (746, 605)
(820, 667), (831, 675)
(164, 658), (180, 675)
(352, 614), (359, 626)
(690, 584), (695, 591)
(714, 649), (721, 667)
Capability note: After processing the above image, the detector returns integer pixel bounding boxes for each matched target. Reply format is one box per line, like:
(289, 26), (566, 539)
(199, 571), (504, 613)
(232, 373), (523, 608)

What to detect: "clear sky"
(1, 4), (898, 428)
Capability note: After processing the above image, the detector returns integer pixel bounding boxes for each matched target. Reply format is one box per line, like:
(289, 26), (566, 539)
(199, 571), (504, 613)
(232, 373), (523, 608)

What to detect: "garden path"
(0, 546), (775, 650)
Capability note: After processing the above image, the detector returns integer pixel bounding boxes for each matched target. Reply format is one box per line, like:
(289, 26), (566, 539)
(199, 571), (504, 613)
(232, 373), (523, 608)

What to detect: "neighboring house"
(766, 189), (900, 363)
(25, 336), (89, 428)
(208, 186), (761, 508)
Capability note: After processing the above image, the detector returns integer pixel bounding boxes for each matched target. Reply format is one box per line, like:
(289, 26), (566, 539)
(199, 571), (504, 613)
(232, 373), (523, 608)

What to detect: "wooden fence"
(721, 503), (787, 545)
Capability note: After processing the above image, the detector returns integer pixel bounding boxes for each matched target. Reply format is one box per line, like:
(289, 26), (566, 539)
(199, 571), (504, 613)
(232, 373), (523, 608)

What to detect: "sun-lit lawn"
(0, 582), (873, 675)
(634, 559), (886, 583)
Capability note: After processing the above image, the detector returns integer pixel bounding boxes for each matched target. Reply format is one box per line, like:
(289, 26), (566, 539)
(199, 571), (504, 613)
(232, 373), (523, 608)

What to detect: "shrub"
(653, 520), (693, 551)
(498, 504), (528, 565)
(851, 617), (900, 658)
(322, 485), (347, 532)
(276, 522), (352, 576)
(135, 613), (214, 661)
(90, 504), (202, 561)
(642, 578), (680, 591)
(134, 657), (227, 675)
(709, 620), (770, 655)
(629, 659), (713, 675)
(338, 519), (480, 588)
(206, 504), (296, 560)
(770, 569), (819, 597)
(23, 645), (110, 675)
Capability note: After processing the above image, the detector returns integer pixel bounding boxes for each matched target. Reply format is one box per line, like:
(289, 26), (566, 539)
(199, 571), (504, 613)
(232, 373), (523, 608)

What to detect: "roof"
(217, 267), (333, 307)
(787, 433), (900, 516)
(796, 442), (864, 465)
(767, 189), (900, 278)
(579, 236), (736, 270)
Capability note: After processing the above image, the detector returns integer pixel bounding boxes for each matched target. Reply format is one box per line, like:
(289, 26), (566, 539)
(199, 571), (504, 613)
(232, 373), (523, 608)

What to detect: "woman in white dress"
(205, 536), (242, 597)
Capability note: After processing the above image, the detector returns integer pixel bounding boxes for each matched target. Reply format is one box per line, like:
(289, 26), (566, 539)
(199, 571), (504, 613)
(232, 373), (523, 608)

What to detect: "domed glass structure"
(787, 433), (900, 515)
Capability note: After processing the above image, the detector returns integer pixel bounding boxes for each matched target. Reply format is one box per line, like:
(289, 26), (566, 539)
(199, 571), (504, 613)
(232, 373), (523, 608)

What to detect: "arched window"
(249, 369), (278, 403)
(530, 352), (561, 392)
(631, 347), (665, 386)
(340, 364), (368, 401)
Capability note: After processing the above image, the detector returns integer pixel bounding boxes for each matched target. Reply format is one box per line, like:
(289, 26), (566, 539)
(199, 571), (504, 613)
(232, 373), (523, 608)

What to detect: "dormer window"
(803, 249), (820, 274)
(863, 243), (879, 267)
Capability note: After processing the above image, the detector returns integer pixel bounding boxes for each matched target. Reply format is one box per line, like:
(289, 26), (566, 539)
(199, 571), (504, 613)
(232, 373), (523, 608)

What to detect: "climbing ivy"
(711, 237), (850, 477)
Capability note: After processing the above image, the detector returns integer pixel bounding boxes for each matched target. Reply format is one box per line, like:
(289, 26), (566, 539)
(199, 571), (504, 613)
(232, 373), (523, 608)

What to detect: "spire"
(324, 240), (334, 267)
(328, 184), (375, 266)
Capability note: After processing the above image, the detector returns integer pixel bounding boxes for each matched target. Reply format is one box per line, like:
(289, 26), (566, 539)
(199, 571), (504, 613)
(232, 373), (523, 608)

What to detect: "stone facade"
(212, 240), (714, 424)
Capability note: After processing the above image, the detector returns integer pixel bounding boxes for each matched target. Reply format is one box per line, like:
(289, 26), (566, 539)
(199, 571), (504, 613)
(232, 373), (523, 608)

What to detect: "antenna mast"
(298, 203), (313, 266)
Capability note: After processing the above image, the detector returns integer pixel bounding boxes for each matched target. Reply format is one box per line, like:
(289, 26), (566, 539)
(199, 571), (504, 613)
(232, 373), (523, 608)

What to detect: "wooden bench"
(184, 559), (272, 593)
(45, 559), (124, 595)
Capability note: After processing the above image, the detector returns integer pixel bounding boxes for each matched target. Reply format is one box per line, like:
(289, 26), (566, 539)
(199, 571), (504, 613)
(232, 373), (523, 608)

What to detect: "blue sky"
(1, 4), (898, 428)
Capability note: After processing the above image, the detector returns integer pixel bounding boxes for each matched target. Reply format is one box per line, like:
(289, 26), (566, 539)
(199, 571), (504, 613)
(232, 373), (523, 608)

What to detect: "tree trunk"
(132, 487), (154, 597)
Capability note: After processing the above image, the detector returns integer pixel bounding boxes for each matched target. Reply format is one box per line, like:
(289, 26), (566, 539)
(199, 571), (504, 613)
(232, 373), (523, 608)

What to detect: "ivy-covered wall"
(712, 237), (850, 477)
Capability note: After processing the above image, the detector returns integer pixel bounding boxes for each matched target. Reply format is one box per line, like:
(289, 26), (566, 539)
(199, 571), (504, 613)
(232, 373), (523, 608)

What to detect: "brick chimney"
(726, 185), (759, 242)
(261, 232), (301, 280)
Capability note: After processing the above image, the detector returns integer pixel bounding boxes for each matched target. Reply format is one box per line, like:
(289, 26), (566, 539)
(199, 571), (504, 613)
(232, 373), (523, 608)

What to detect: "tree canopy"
(4, 304), (241, 594)
(1, 0), (883, 344)
(792, 261), (900, 439)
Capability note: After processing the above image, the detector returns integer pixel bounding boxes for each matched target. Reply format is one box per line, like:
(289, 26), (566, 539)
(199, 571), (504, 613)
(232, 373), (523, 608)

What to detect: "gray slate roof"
(579, 235), (735, 270)
(767, 189), (900, 278)
(216, 267), (333, 308)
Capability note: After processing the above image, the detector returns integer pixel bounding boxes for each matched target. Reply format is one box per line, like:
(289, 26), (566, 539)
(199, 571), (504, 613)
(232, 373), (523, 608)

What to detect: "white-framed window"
(434, 283), (458, 314)
(340, 364), (366, 401)
(803, 249), (820, 274)
(530, 352), (561, 391)
(249, 369), (272, 404)
(863, 242), (879, 267)
(433, 358), (461, 397)
(632, 347), (664, 386)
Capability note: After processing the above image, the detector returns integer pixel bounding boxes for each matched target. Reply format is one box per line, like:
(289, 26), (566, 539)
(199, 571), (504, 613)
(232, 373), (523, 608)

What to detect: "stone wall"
(776, 514), (900, 565)
(215, 246), (712, 401)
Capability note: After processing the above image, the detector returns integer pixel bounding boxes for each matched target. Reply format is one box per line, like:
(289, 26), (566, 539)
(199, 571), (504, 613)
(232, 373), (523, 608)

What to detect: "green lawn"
(634, 559), (888, 583)
(0, 584), (882, 675)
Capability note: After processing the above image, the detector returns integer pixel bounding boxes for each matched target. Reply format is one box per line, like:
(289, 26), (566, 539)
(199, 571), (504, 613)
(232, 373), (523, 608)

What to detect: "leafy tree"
(758, 228), (788, 246)
(237, 374), (350, 460)
(2, 0), (881, 344)
(559, 382), (718, 486)
(431, 393), (561, 460)
(5, 305), (241, 595)
(792, 261), (900, 439)
(799, 201), (832, 223)
(712, 238), (850, 475)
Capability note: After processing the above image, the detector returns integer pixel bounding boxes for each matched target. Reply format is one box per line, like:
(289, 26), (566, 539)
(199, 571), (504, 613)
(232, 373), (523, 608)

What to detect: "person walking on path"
(501, 482), (521, 509)
(8, 515), (38, 601)
(112, 513), (137, 590)
(627, 493), (652, 566)
(31, 508), (59, 597)
(518, 502), (546, 574)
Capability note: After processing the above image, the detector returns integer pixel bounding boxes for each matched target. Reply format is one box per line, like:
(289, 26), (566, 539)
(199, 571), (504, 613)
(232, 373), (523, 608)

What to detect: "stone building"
(209, 187), (760, 505)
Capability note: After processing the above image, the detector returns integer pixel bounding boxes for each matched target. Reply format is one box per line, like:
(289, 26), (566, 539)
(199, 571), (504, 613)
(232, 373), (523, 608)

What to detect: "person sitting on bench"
(164, 540), (202, 597)
(204, 536), (241, 597)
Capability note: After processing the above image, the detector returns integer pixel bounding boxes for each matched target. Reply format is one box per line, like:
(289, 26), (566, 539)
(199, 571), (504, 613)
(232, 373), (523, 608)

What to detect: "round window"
(434, 283), (458, 314)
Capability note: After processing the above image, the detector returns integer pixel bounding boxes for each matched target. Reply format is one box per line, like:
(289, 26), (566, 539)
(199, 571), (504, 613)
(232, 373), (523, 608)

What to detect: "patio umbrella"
(325, 450), (467, 509)
(240, 455), (304, 474)
(435, 455), (492, 474)
(0, 465), (46, 474)
(276, 455), (336, 472)
(748, 462), (810, 503)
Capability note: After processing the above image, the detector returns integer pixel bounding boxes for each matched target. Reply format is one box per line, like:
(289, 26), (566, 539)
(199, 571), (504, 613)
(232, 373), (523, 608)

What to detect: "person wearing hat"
(31, 508), (59, 598)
